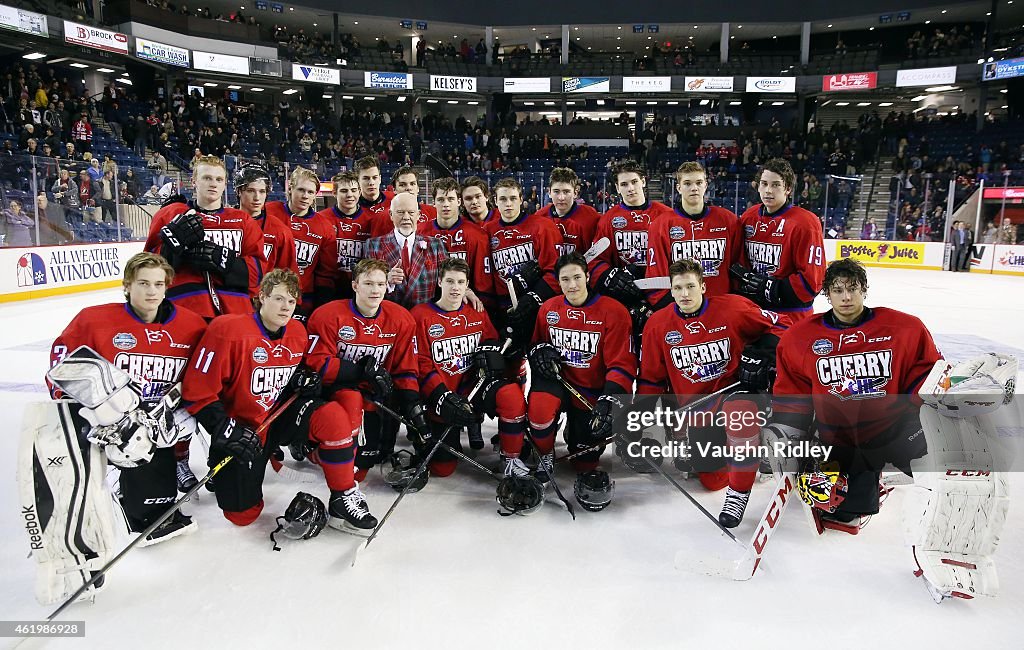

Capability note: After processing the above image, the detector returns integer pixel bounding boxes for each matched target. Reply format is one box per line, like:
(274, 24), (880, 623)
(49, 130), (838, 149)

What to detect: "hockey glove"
(404, 402), (432, 445)
(505, 291), (543, 344)
(738, 344), (775, 391)
(590, 394), (623, 445)
(210, 418), (262, 464)
(185, 242), (237, 276)
(431, 387), (479, 427)
(730, 264), (779, 307)
(359, 356), (393, 400)
(470, 339), (506, 378)
(528, 342), (563, 381)
(472, 378), (511, 419)
(159, 209), (205, 253)
(599, 267), (644, 306)
(510, 260), (543, 295)
(288, 366), (323, 399)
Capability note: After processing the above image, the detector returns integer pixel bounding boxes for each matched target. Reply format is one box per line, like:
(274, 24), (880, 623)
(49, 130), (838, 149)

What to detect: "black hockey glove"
(505, 291), (543, 341)
(185, 242), (237, 276)
(629, 303), (654, 338)
(590, 394), (622, 445)
(470, 339), (506, 378)
(528, 342), (563, 381)
(210, 417), (262, 464)
(599, 267), (644, 306)
(730, 264), (780, 307)
(404, 402), (432, 445)
(738, 342), (777, 391)
(430, 386), (478, 427)
(510, 260), (543, 294)
(288, 366), (323, 399)
(159, 209), (204, 253)
(359, 356), (393, 400)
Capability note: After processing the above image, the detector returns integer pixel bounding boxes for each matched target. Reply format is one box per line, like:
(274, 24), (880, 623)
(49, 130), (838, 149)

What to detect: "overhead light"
(773, 35), (777, 39)
(667, 101), (679, 105)
(827, 24), (833, 28)
(574, 26), (579, 30)
(448, 100), (459, 104)
(758, 101), (763, 105)
(363, 96), (375, 100)
(857, 102), (870, 106)
(731, 36), (735, 39)
(116, 77), (132, 85)
(523, 101), (535, 105)
(737, 25), (743, 28)
(69, 62), (88, 68)
(322, 94), (332, 98)
(616, 36), (621, 40)
(353, 20), (358, 24)
(397, 96), (407, 102)
(1002, 105), (1009, 109)
(228, 85), (241, 90)
(313, 22), (317, 26)
(544, 34), (549, 38)
(911, 95), (927, 101)
(820, 100), (831, 106)
(543, 101), (555, 105)
(342, 95), (354, 99)
(454, 35), (458, 38)
(1001, 88), (1008, 93)
(772, 101), (784, 106)
(925, 20), (931, 24)
(250, 87), (264, 92)
(925, 85), (957, 92)
(941, 8), (947, 12)
(121, 72), (129, 76)
(835, 101), (850, 106)
(288, 6), (293, 9)
(644, 101), (657, 105)
(468, 101), (479, 105)
(22, 52), (46, 60)
(426, 99), (438, 103)
(879, 102), (893, 106)
(596, 99), (605, 105)
(97, 68), (114, 73)
(566, 101), (576, 105)
(47, 57), (69, 63)
(532, 27), (536, 31)
(869, 27), (875, 31)
(625, 101), (637, 105)
(617, 45), (622, 49)
(617, 26), (622, 29)
(204, 82), (218, 87)
(282, 88), (298, 95)
(729, 101), (742, 105)
(986, 11), (991, 15)
(699, 99), (709, 106)
(648, 36), (652, 40)
(576, 37), (581, 40)
(693, 25), (698, 29)
(587, 46), (591, 49)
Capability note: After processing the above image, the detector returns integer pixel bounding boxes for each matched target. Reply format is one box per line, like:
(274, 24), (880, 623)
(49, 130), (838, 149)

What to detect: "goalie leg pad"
(18, 402), (117, 605)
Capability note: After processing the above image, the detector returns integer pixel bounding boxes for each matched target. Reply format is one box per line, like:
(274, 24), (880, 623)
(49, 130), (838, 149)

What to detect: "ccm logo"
(945, 470), (992, 477)
(143, 497), (176, 504)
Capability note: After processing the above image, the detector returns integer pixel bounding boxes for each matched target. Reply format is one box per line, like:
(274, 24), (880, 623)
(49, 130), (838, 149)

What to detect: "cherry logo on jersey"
(113, 353), (187, 400)
(614, 230), (648, 265)
(491, 236), (535, 279)
(204, 229), (243, 252)
(431, 332), (481, 375)
(337, 343), (392, 365)
(295, 240), (321, 270)
(746, 241), (782, 275)
(253, 347), (269, 363)
(337, 240), (364, 271)
(669, 338), (731, 383)
(549, 327), (601, 369)
(251, 365), (295, 410)
(113, 333), (137, 350)
(671, 239), (726, 276)
(566, 309), (602, 326)
(144, 329), (191, 349)
(681, 360), (729, 382)
(338, 326), (356, 341)
(815, 351), (893, 400)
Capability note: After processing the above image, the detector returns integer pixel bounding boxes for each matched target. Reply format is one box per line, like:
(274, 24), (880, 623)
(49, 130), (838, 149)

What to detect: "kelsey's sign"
(430, 75), (477, 92)
(136, 38), (189, 68)
(64, 20), (128, 54)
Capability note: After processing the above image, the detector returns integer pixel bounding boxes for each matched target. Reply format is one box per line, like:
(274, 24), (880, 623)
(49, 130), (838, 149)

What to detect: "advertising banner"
(622, 76), (671, 92)
(430, 75), (477, 92)
(503, 77), (551, 93)
(0, 4), (47, 36)
(292, 64), (340, 85)
(193, 50), (250, 75)
(364, 71), (413, 89)
(745, 77), (796, 93)
(895, 66), (957, 87)
(685, 76), (734, 92)
(562, 77), (610, 93)
(135, 38), (190, 68)
(822, 72), (878, 91)
(63, 20), (128, 54)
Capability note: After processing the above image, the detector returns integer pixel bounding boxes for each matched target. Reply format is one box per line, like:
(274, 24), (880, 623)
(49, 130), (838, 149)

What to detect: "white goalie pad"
(902, 406), (1009, 600)
(47, 346), (142, 427)
(18, 401), (117, 605)
(919, 353), (1017, 419)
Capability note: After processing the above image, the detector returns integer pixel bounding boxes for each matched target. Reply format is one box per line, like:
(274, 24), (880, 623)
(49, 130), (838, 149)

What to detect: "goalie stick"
(47, 392), (299, 621)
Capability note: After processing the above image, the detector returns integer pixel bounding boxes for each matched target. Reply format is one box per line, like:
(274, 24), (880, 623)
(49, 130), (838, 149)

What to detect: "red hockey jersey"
(638, 294), (782, 402)
(532, 294), (636, 397)
(182, 313), (307, 431)
(250, 210), (299, 292)
(533, 203), (599, 257)
(304, 299), (418, 396)
(467, 207), (499, 226)
(266, 201), (337, 305)
(646, 205), (744, 303)
(418, 217), (494, 301)
(144, 202), (264, 319)
(737, 203), (825, 325)
(411, 301), (499, 396)
(50, 302), (206, 404)
(318, 205), (374, 296)
(773, 307), (941, 447)
(483, 212), (563, 300)
(591, 200), (674, 273)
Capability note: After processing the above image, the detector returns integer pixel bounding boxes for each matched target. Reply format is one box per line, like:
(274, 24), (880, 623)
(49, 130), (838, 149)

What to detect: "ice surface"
(1, 267), (1022, 649)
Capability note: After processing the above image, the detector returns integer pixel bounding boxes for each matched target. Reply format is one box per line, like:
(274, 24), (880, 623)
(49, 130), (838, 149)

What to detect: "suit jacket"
(364, 231), (448, 309)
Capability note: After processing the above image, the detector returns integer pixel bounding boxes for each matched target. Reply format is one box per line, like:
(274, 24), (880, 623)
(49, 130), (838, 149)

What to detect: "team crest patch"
(745, 225), (756, 237)
(112, 333), (137, 350)
(669, 226), (685, 240)
(253, 346), (269, 363)
(546, 311), (560, 325)
(428, 323), (445, 338)
(490, 237), (500, 248)
(338, 326), (356, 341)
(812, 339), (833, 356)
(611, 216), (627, 229)
(665, 330), (682, 345)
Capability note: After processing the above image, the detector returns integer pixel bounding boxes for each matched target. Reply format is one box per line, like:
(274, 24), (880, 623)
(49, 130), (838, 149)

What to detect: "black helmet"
(270, 491), (327, 550)
(382, 450), (428, 493)
(574, 469), (614, 512)
(234, 164), (272, 192)
(496, 475), (545, 516)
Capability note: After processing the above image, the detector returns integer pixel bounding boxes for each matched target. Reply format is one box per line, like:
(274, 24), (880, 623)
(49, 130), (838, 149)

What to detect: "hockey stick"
(522, 428), (576, 520)
(583, 237), (610, 263)
(633, 276), (671, 290)
(47, 393), (299, 621)
(205, 272), (222, 315)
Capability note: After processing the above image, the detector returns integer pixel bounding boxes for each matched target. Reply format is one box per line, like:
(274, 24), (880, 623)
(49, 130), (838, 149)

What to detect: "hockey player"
(265, 166), (337, 320)
(730, 158), (825, 328)
(484, 177), (564, 347)
(182, 269), (378, 531)
(461, 175), (499, 224)
(645, 161), (744, 306)
(316, 170), (374, 299)
(144, 154), (265, 320)
(304, 258), (430, 484)
(532, 167), (600, 256)
(769, 258), (941, 534)
(235, 164), (298, 287)
(49, 252), (207, 541)
(411, 258), (529, 477)
(418, 176), (494, 309)
(527, 252), (636, 509)
(636, 258), (783, 527)
(368, 165), (437, 237)
(590, 160), (673, 300)
(356, 154), (390, 215)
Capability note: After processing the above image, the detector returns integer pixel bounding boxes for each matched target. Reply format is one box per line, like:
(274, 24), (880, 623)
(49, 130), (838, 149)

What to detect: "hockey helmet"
(234, 164), (272, 192)
(496, 475), (545, 516)
(270, 491), (327, 550)
(574, 469), (615, 512)
(382, 450), (428, 493)
(797, 461), (849, 513)
(620, 437), (664, 473)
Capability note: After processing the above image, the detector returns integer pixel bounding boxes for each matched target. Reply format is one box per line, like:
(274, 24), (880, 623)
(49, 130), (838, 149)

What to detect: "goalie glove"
(159, 209), (205, 253)
(184, 242), (237, 276)
(599, 267), (644, 306)
(528, 342), (563, 381)
(87, 410), (158, 468)
(919, 354), (1018, 418)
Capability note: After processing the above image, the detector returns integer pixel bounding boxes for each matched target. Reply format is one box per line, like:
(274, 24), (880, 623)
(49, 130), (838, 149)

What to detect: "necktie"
(401, 240), (410, 275)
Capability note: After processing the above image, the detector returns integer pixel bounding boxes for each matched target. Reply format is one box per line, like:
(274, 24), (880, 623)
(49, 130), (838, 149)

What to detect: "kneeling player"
(769, 259), (942, 534)
(182, 270), (375, 531)
(412, 258), (528, 478)
(527, 252), (636, 511)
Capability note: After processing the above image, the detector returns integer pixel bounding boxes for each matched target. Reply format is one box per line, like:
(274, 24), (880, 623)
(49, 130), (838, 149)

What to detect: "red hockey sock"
(498, 416), (526, 457)
(729, 470), (757, 492)
(724, 398), (760, 490)
(429, 459), (458, 477)
(699, 469), (729, 491)
(173, 438), (190, 462)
